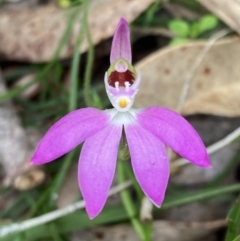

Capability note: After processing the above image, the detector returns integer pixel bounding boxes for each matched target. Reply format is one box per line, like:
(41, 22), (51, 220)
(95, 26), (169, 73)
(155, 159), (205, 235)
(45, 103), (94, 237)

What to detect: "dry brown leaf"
(134, 37), (240, 117)
(0, 70), (44, 188)
(0, 0), (154, 62)
(13, 73), (40, 99)
(198, 0), (240, 34)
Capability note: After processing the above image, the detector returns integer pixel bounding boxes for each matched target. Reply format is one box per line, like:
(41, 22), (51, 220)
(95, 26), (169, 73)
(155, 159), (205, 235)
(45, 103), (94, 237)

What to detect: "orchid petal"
(125, 124), (169, 207)
(110, 18), (132, 64)
(79, 124), (122, 219)
(137, 107), (211, 168)
(31, 108), (110, 165)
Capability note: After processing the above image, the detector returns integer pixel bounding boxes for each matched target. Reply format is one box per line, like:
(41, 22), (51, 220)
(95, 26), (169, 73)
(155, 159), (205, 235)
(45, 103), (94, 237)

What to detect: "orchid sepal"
(31, 108), (110, 165)
(137, 107), (211, 168)
(110, 18), (132, 64)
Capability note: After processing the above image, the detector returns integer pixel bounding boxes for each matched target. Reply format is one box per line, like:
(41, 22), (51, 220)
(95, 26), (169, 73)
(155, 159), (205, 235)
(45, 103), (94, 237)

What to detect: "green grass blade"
(232, 235), (240, 241)
(162, 184), (240, 210)
(83, 0), (95, 107)
(69, 10), (85, 111)
(225, 194), (240, 241)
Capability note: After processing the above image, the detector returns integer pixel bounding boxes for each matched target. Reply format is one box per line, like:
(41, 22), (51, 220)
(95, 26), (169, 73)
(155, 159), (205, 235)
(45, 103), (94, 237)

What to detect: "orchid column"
(31, 18), (211, 219)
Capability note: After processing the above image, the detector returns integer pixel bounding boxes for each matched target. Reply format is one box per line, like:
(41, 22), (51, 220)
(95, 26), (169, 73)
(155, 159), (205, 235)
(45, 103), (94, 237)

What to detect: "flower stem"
(121, 161), (143, 200)
(83, 0), (94, 107)
(117, 161), (146, 241)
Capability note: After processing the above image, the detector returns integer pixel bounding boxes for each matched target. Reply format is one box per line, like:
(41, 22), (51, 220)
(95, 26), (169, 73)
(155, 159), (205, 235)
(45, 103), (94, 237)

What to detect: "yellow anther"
(118, 98), (128, 108)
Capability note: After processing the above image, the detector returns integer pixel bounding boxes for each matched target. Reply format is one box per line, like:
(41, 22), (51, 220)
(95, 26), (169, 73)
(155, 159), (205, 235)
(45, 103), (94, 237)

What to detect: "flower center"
(107, 59), (136, 88)
(108, 70), (135, 88)
(118, 98), (128, 108)
(105, 58), (140, 112)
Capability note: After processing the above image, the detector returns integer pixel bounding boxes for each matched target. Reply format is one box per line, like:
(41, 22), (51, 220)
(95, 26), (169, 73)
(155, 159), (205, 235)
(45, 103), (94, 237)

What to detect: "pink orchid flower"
(31, 18), (211, 219)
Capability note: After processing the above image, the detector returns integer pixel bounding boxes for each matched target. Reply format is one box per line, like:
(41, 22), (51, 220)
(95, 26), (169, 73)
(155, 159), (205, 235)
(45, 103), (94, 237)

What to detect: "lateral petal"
(79, 124), (122, 219)
(137, 107), (211, 168)
(31, 108), (110, 165)
(125, 124), (169, 207)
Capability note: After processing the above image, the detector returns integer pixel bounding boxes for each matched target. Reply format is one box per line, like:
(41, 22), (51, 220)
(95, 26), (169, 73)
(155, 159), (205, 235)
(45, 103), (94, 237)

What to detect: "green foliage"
(142, 1), (161, 27)
(168, 14), (219, 46)
(168, 19), (190, 38)
(57, 0), (82, 8)
(199, 14), (218, 33)
(232, 235), (240, 241)
(189, 21), (200, 38)
(225, 194), (240, 241)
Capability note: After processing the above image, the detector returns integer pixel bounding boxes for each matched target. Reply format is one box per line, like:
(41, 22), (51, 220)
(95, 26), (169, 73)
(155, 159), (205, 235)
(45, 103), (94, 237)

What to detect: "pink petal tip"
(137, 107), (211, 168)
(110, 18), (132, 64)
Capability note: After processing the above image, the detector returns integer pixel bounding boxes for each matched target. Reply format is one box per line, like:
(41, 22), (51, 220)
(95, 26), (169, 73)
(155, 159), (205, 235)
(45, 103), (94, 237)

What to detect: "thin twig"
(0, 181), (132, 238)
(171, 126), (240, 168)
(176, 28), (231, 113)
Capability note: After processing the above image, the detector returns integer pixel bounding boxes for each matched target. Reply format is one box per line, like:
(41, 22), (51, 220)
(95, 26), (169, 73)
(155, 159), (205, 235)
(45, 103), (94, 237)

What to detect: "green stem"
(145, 222), (153, 241)
(122, 161), (143, 200)
(69, 12), (85, 111)
(83, 0), (94, 106)
(117, 161), (146, 241)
